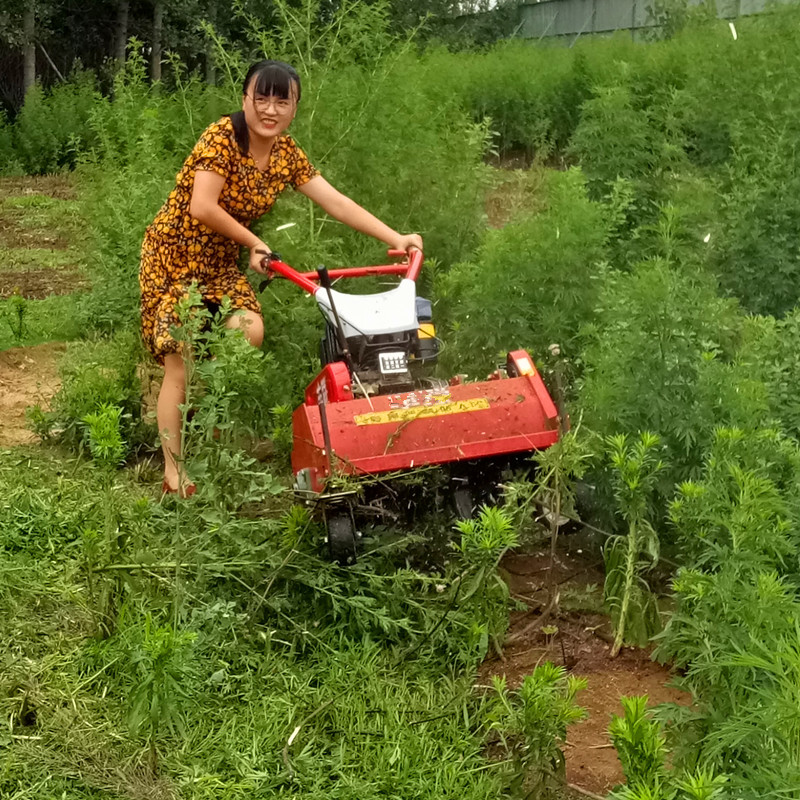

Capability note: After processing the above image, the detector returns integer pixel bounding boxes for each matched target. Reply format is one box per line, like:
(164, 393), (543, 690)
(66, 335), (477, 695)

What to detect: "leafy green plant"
(609, 695), (728, 800)
(31, 332), (145, 450)
(83, 403), (127, 468)
(163, 286), (285, 513)
(125, 616), (196, 774)
(455, 505), (518, 656)
(484, 664), (586, 798)
(533, 426), (594, 602)
(4, 289), (27, 343)
(82, 403), (128, 637)
(604, 432), (664, 656)
(611, 695), (670, 792)
(438, 168), (610, 378)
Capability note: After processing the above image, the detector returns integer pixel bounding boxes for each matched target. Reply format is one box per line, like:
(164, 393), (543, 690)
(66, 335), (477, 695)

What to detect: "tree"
(114, 0), (129, 66)
(22, 4), (35, 95)
(150, 0), (163, 81)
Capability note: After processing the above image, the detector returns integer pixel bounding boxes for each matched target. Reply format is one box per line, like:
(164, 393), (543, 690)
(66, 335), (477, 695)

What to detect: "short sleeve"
(285, 138), (320, 189)
(191, 120), (237, 178)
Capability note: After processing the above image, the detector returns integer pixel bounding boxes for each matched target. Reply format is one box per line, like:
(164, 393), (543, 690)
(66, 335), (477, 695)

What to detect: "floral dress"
(139, 115), (318, 364)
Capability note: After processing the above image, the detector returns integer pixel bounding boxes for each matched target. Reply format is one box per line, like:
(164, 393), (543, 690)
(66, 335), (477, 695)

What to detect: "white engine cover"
(314, 278), (418, 338)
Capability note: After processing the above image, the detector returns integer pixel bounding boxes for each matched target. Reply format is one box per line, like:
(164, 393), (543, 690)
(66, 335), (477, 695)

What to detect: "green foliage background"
(6, 1), (800, 797)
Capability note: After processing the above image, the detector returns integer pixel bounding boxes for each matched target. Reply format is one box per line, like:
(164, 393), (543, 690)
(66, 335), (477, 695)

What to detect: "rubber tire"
(453, 485), (474, 521)
(327, 514), (358, 565)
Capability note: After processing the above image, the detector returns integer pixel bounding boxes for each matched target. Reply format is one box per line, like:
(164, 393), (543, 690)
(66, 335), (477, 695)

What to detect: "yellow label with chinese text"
(354, 398), (490, 426)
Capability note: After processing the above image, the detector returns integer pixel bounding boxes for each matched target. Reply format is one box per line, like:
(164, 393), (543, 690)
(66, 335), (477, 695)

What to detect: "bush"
(428, 40), (581, 160)
(655, 428), (800, 794)
(569, 80), (686, 201)
(742, 310), (800, 440)
(31, 332), (147, 451)
(437, 168), (609, 378)
(714, 129), (800, 316)
(0, 111), (23, 175)
(578, 260), (744, 488)
(12, 70), (102, 174)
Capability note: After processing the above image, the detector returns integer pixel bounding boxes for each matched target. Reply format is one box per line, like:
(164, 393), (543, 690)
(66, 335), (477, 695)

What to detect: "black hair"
(229, 60), (301, 155)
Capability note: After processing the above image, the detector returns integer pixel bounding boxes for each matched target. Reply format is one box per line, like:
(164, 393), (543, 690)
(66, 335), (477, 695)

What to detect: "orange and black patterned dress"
(139, 115), (318, 364)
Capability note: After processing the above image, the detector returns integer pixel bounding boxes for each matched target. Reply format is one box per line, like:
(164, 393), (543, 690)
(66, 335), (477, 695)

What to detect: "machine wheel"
(453, 484), (474, 521)
(327, 513), (358, 565)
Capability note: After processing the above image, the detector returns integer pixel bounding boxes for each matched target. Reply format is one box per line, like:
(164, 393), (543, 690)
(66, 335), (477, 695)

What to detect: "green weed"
(484, 665), (587, 798)
(603, 432), (664, 656)
(609, 695), (729, 800)
(579, 259), (743, 502)
(655, 428), (800, 793)
(438, 168), (610, 378)
(31, 332), (145, 450)
(0, 294), (82, 351)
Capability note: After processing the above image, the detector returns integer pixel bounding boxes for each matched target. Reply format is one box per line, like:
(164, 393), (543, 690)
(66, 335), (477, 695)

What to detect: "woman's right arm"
(190, 170), (271, 274)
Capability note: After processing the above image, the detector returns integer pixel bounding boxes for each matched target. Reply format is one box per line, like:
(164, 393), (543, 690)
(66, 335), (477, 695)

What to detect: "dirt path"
(483, 546), (689, 796)
(0, 342), (65, 446)
(0, 175), (86, 445)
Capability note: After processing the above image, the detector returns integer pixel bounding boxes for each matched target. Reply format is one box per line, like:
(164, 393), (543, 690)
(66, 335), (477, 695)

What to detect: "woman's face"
(242, 79), (298, 141)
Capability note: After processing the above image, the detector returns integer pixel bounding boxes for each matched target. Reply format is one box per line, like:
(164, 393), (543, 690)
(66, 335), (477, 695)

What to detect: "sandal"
(161, 478), (197, 499)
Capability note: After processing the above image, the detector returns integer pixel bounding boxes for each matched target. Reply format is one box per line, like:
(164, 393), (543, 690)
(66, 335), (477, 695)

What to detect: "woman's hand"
(249, 241), (273, 274)
(393, 233), (423, 254)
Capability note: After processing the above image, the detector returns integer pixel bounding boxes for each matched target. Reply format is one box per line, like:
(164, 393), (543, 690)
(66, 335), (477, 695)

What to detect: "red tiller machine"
(263, 249), (561, 562)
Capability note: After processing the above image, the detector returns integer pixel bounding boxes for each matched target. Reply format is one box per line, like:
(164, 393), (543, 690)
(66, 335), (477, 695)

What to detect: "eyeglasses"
(248, 95), (295, 114)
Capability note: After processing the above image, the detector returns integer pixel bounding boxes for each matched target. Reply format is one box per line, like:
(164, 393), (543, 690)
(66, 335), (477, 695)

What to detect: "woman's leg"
(226, 308), (264, 347)
(158, 311), (261, 491)
(158, 352), (187, 491)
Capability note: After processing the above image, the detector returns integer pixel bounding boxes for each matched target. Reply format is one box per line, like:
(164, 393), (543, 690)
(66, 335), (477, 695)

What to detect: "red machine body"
(292, 351), (559, 492)
(266, 251), (561, 495)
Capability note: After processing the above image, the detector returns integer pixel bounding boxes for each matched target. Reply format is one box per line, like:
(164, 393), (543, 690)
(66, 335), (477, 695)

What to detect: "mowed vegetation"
(4, 0), (800, 797)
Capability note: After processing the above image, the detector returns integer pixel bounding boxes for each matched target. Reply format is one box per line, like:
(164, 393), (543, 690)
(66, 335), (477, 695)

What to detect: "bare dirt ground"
(0, 342), (65, 446)
(0, 267), (86, 300)
(482, 545), (689, 796)
(485, 166), (548, 229)
(0, 176), (81, 443)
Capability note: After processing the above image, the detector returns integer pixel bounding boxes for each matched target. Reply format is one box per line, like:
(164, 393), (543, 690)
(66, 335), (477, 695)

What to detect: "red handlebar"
(262, 248), (423, 295)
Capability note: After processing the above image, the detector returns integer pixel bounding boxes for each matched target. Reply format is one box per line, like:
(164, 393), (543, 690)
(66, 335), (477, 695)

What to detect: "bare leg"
(226, 309), (264, 347)
(158, 353), (186, 491)
(158, 311), (262, 491)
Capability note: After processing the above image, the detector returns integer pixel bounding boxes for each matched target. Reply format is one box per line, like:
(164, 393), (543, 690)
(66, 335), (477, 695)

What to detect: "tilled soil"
(0, 174), (86, 298)
(482, 547), (689, 796)
(0, 267), (87, 299)
(0, 342), (65, 446)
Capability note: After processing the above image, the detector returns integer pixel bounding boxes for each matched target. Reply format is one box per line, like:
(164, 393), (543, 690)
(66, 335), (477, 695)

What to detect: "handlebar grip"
(387, 249), (406, 257)
(316, 265), (332, 290)
(256, 249), (282, 270)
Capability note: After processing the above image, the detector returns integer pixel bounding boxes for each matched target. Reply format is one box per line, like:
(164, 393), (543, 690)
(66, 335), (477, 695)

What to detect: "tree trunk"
(114, 0), (129, 66)
(23, 5), (36, 95)
(150, 0), (163, 82)
(205, 0), (217, 86)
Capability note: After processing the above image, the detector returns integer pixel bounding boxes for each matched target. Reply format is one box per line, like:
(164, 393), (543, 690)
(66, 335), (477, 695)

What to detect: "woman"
(140, 60), (423, 496)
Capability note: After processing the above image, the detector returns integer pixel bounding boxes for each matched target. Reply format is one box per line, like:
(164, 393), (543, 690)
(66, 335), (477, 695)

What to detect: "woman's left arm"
(297, 175), (423, 253)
